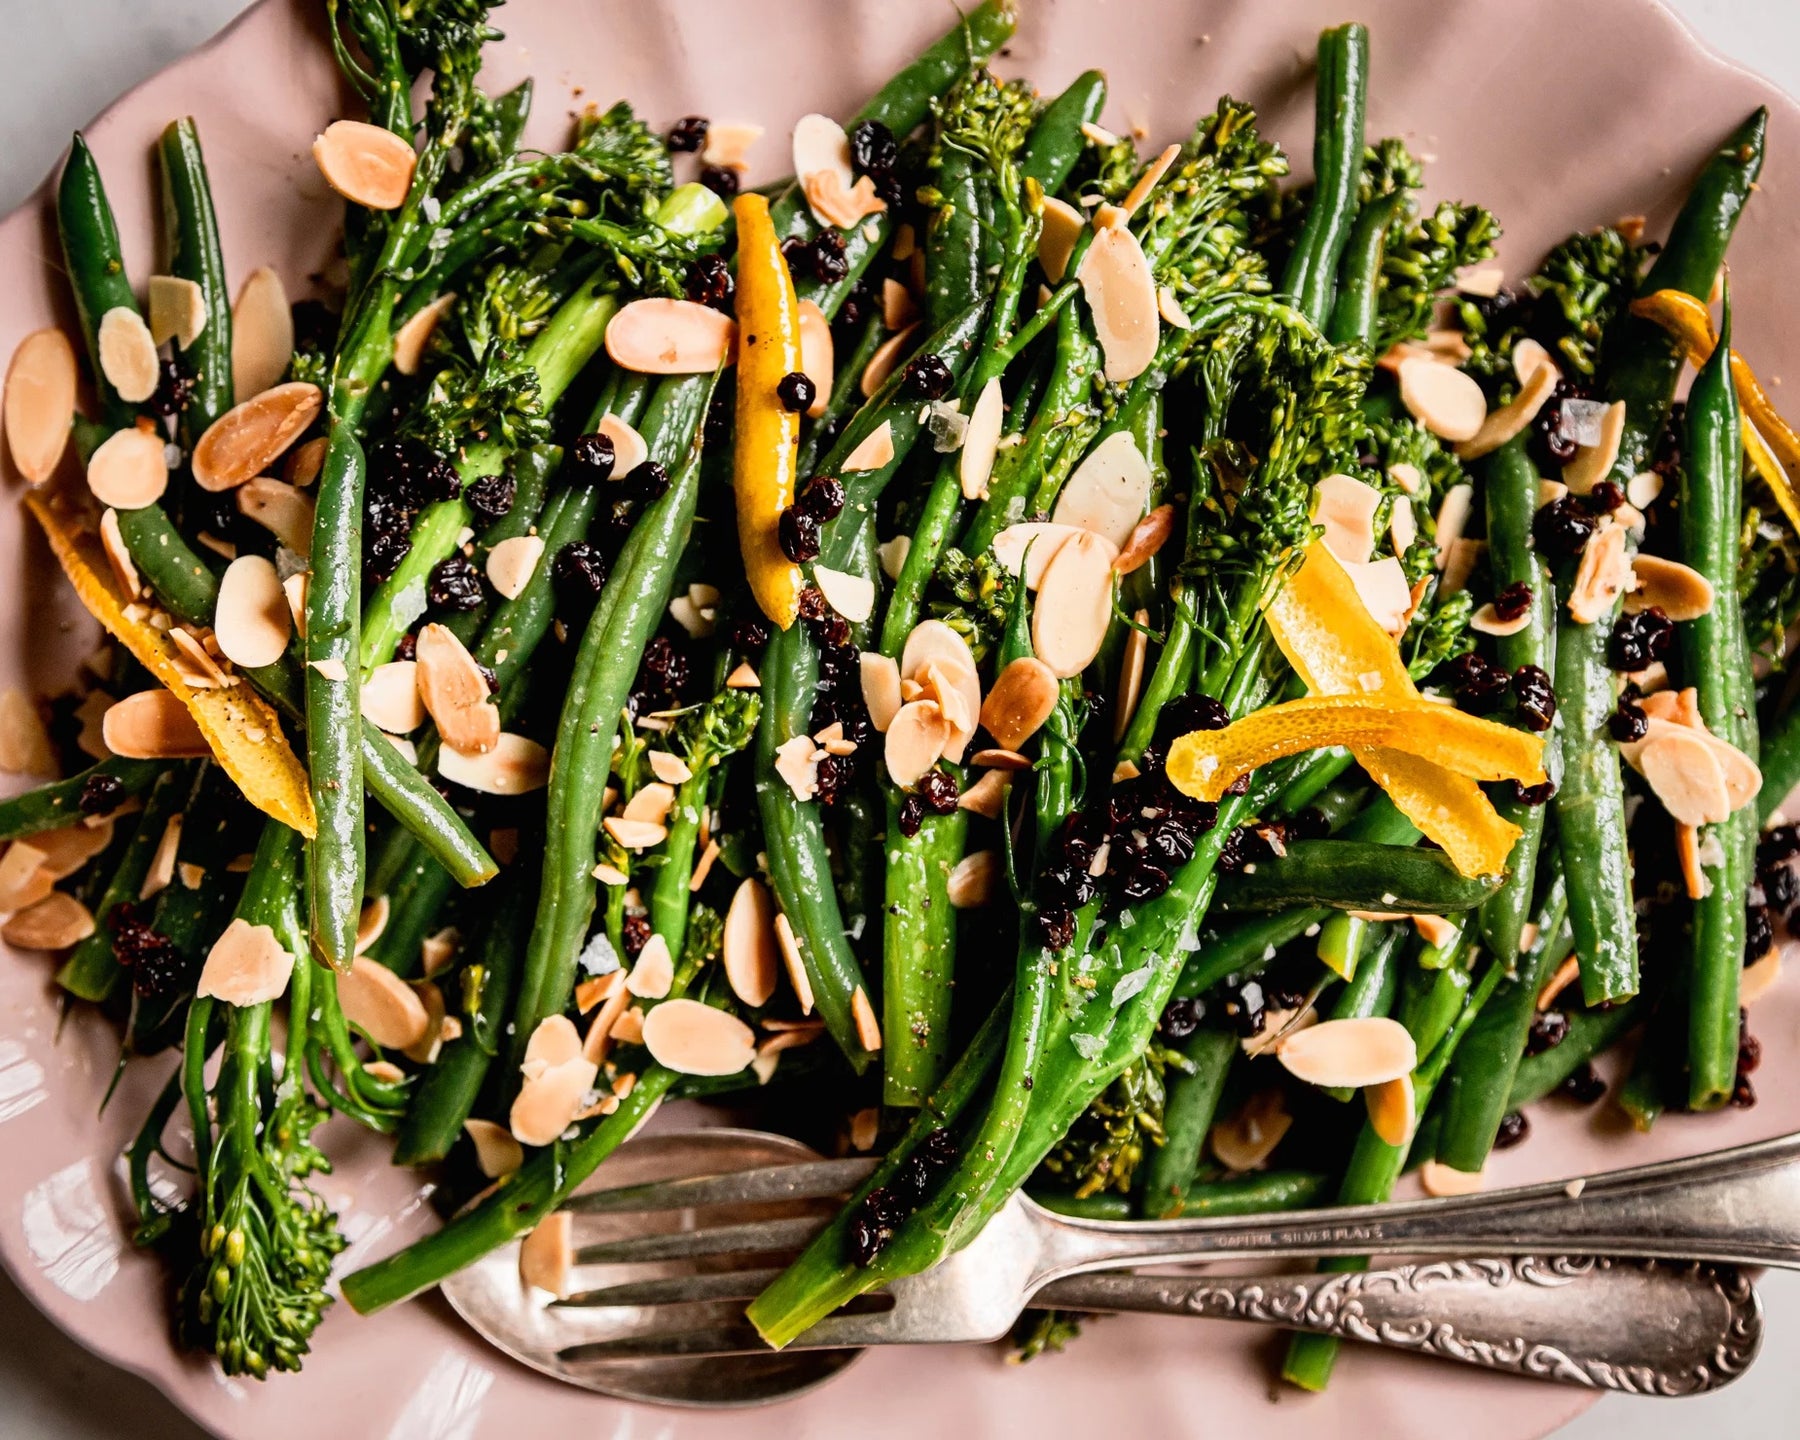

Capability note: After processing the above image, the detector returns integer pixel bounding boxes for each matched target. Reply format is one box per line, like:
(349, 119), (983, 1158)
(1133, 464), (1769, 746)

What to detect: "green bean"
(0, 758), (162, 841)
(1758, 701), (1800, 823)
(1213, 841), (1502, 915)
(882, 795), (969, 1106)
(1679, 301), (1756, 1110)
(441, 443), (560, 648)
(1507, 996), (1644, 1107)
(924, 149), (986, 333)
(1137, 1027), (1234, 1219)
(1332, 924), (1406, 1022)
(157, 119), (233, 443)
(56, 135), (140, 430)
(1326, 185), (1407, 346)
(304, 426), (366, 968)
(797, 315), (883, 477)
(1171, 1170), (1330, 1217)
(1280, 24), (1369, 326)
(1019, 72), (1106, 193)
(1030, 1191), (1132, 1221)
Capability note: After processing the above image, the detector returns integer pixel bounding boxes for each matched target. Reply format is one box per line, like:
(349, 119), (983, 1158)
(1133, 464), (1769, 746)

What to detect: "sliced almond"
(796, 299), (834, 418)
(0, 842), (53, 913)
(190, 917), (292, 1004)
(339, 956), (431, 1049)
(392, 292), (455, 376)
(416, 623), (500, 755)
(231, 268), (293, 398)
(1742, 947), (1782, 1006)
(992, 521), (1086, 589)
(517, 1210), (575, 1297)
(1627, 471), (1663, 510)
(1389, 494), (1418, 555)
(958, 377), (1005, 501)
(282, 572), (309, 638)
(97, 307), (159, 403)
(1676, 822), (1710, 900)
(485, 534), (544, 601)
(1455, 352), (1560, 460)
(773, 734), (822, 801)
(773, 912), (814, 1013)
(897, 619), (977, 692)
(1707, 735), (1762, 813)
(843, 419), (895, 472)
(438, 732), (550, 795)
(2, 892), (96, 951)
(1113, 503), (1175, 576)
(1078, 223), (1158, 383)
(148, 275), (207, 350)
(793, 113), (855, 218)
(1566, 521), (1631, 625)
(603, 816), (668, 850)
(1470, 602), (1531, 637)
(511, 1027), (599, 1145)
(1210, 1089), (1292, 1173)
(860, 652), (903, 732)
(1420, 1160), (1486, 1198)
(805, 169), (887, 230)
(86, 426), (169, 510)
(1639, 727), (1732, 825)
(140, 814), (182, 900)
(641, 998), (756, 1076)
(464, 1118), (523, 1179)
(1536, 953), (1580, 1011)
(4, 328), (77, 483)
(958, 768), (1009, 819)
(361, 659), (424, 734)
(313, 119), (417, 209)
(884, 699), (952, 790)
(1054, 430), (1152, 549)
(1033, 530), (1116, 678)
(1389, 461), (1424, 496)
(814, 565), (875, 623)
(421, 925), (460, 977)
(850, 985), (882, 1051)
(1038, 196), (1086, 284)
(624, 781), (676, 827)
(946, 850), (999, 908)
(214, 555), (292, 669)
(1113, 613), (1149, 743)
(725, 661), (760, 690)
(980, 656), (1059, 752)
(1313, 471), (1382, 567)
(610, 1006), (645, 1046)
(193, 382), (323, 492)
(724, 876), (779, 1008)
(1625, 554), (1714, 621)
(1275, 1015), (1417, 1089)
(1397, 356), (1485, 442)
(860, 324), (919, 398)
(0, 692), (57, 778)
(973, 747), (1033, 770)
(917, 653), (980, 764)
(702, 120), (763, 169)
(102, 690), (208, 758)
(647, 750), (692, 786)
(1440, 537), (1486, 600)
(355, 893), (392, 958)
(1121, 143), (1182, 216)
(881, 277), (919, 332)
(1562, 399), (1627, 494)
(1364, 1072), (1417, 1146)
(625, 932), (674, 998)
(1158, 287), (1192, 329)
(604, 297), (736, 374)
(31, 822), (113, 881)
(309, 658), (348, 684)
(877, 536), (910, 581)
(98, 508), (142, 600)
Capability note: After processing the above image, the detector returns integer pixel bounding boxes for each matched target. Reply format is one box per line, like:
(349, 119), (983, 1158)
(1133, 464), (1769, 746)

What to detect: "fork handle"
(1035, 1131), (1800, 1278)
(1034, 1258), (1761, 1395)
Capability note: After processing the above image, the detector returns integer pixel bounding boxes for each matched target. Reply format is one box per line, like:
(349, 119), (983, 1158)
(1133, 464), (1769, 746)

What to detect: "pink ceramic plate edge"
(2, 2), (1799, 1437)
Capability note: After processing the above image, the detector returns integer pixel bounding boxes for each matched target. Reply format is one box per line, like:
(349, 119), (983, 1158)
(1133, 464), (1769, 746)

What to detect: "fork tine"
(552, 1268), (786, 1309)
(559, 1325), (785, 1362)
(560, 1157), (877, 1215)
(570, 1214), (829, 1266)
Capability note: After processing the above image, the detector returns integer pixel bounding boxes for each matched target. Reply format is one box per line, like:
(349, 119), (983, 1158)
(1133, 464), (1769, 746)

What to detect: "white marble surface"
(2, 0), (1800, 1435)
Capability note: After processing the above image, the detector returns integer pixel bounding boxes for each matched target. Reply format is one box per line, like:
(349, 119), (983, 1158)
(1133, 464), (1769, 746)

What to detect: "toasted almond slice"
(98, 508), (142, 600)
(230, 268), (293, 398)
(946, 850), (999, 908)
(214, 555), (292, 669)
(1535, 953), (1580, 1011)
(726, 661), (760, 689)
(1741, 947), (1782, 1005)
(148, 275), (207, 350)
(794, 298), (835, 419)
(980, 656), (1059, 752)
(793, 113), (855, 211)
(360, 659), (423, 734)
(314, 119), (417, 209)
(282, 572), (309, 639)
(773, 734), (822, 801)
(1456, 353), (1560, 461)
(973, 746), (1032, 771)
(337, 955), (432, 1049)
(701, 120), (763, 169)
(1388, 461), (1423, 496)
(485, 534), (544, 602)
(355, 893), (391, 958)
(992, 521), (1085, 589)
(1439, 537), (1486, 600)
(669, 594), (711, 639)
(814, 564), (875, 624)
(605, 298), (736, 374)
(723, 876), (780, 1008)
(603, 816), (668, 850)
(511, 1052), (600, 1148)
(2, 892), (96, 951)
(1676, 822), (1710, 899)
(1566, 521), (1631, 625)
(193, 382), (323, 492)
(640, 997), (757, 1077)
(624, 780), (677, 827)
(1459, 265), (1506, 298)
(845, 1106), (880, 1151)
(87, 426), (169, 510)
(648, 749), (693, 786)
(1639, 727), (1731, 825)
(140, 814), (182, 900)
(1389, 494), (1418, 556)
(1627, 470), (1663, 509)
(1364, 1072), (1417, 1147)
(1113, 613), (1149, 743)
(4, 328), (77, 483)
(1034, 530), (1116, 678)
(1078, 223), (1158, 383)
(843, 419), (895, 473)
(194, 917), (293, 1004)
(689, 837), (721, 892)
(1397, 356), (1486, 442)
(610, 1006), (645, 1046)
(102, 690), (208, 759)
(958, 377), (1005, 501)
(773, 911), (814, 1013)
(1054, 430), (1151, 549)
(860, 324), (920, 398)
(860, 652), (903, 733)
(1625, 553), (1714, 621)
(1562, 399), (1627, 494)
(464, 1118), (523, 1179)
(416, 623), (500, 755)
(0, 692), (57, 778)
(31, 822), (113, 881)
(958, 768), (1009, 820)
(1121, 143), (1182, 216)
(97, 307), (159, 403)
(1704, 732), (1762, 812)
(1312, 471), (1383, 567)
(1470, 602), (1531, 637)
(1158, 287), (1192, 329)
(884, 699), (952, 789)
(1038, 196), (1086, 284)
(1112, 504), (1175, 576)
(421, 925), (460, 977)
(592, 862), (628, 887)
(439, 732), (550, 795)
(1420, 1160), (1486, 1198)
(392, 292), (455, 376)
(576, 970), (625, 1014)
(0, 842), (53, 913)
(897, 619), (977, 691)
(850, 985), (882, 1051)
(917, 654), (980, 764)
(805, 169), (887, 230)
(625, 932), (674, 999)
(1275, 1016), (1417, 1089)
(309, 657), (348, 683)
(1210, 1089), (1291, 1173)
(881, 277), (919, 332)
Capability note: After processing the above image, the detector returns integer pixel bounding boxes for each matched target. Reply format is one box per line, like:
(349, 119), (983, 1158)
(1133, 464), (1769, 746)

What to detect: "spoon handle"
(1035, 1257), (1761, 1394)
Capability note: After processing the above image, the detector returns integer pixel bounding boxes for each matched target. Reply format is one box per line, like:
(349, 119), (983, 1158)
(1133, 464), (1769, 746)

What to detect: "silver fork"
(547, 1128), (1800, 1377)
